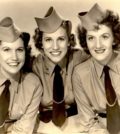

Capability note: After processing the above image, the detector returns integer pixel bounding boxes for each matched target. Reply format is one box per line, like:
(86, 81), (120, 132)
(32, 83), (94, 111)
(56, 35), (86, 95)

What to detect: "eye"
(17, 47), (25, 52)
(2, 47), (10, 52)
(102, 34), (109, 39)
(58, 37), (65, 41)
(44, 37), (52, 42)
(87, 36), (94, 41)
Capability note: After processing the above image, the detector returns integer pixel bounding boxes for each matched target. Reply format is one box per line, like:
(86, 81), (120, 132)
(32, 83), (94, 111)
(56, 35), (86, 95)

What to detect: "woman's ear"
(39, 49), (44, 56)
(69, 34), (76, 47)
(67, 42), (70, 47)
(41, 45), (43, 49)
(113, 42), (116, 46)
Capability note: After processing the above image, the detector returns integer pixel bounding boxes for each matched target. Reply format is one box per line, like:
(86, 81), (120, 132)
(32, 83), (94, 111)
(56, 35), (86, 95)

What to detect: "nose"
(53, 41), (59, 50)
(11, 51), (18, 60)
(96, 38), (101, 48)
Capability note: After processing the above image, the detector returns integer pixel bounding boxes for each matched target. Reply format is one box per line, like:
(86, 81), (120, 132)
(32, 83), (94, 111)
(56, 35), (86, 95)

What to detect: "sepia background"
(0, 0), (120, 55)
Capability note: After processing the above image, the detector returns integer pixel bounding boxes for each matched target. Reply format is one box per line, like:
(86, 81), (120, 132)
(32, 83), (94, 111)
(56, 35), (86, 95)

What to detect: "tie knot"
(54, 65), (61, 73)
(4, 80), (11, 87)
(103, 65), (110, 73)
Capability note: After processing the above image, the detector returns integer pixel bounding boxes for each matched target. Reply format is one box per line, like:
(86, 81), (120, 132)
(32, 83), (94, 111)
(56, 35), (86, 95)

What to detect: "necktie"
(52, 65), (66, 127)
(104, 66), (120, 134)
(0, 80), (10, 127)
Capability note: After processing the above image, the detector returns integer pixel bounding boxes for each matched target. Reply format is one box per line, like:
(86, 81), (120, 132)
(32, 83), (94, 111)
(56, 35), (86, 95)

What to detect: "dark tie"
(104, 66), (120, 134)
(0, 80), (10, 127)
(52, 65), (66, 127)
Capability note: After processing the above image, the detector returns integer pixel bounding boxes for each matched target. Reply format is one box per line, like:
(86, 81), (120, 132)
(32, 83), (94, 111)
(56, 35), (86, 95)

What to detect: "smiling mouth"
(50, 51), (61, 56)
(95, 49), (105, 54)
(8, 62), (19, 66)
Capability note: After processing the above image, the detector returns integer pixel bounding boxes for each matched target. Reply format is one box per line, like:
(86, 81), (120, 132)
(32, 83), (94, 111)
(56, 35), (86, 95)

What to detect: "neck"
(96, 52), (114, 66)
(0, 67), (20, 81)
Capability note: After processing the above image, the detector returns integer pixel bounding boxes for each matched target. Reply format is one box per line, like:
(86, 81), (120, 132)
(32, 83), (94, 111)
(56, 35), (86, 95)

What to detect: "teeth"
(51, 52), (61, 55)
(95, 49), (105, 54)
(8, 63), (19, 66)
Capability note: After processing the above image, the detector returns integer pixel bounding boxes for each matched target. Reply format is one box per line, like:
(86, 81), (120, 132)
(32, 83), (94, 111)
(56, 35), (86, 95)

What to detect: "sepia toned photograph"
(0, 0), (120, 133)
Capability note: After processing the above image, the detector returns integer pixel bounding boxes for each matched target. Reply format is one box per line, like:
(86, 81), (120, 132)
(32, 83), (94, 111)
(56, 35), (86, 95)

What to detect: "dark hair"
(33, 20), (76, 51)
(19, 32), (32, 72)
(77, 10), (120, 54)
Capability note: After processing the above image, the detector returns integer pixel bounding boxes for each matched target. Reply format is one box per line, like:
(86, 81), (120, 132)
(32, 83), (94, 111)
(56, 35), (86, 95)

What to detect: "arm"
(10, 78), (42, 134)
(72, 68), (109, 134)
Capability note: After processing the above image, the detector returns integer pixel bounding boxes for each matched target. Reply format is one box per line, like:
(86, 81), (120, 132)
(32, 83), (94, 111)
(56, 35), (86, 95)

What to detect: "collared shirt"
(0, 70), (42, 134)
(72, 52), (120, 133)
(32, 50), (88, 110)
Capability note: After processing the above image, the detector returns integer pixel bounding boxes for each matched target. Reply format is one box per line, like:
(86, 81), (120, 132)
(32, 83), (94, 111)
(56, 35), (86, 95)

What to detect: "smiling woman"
(32, 6), (88, 134)
(0, 38), (25, 76)
(73, 3), (120, 134)
(42, 26), (69, 64)
(86, 24), (114, 65)
(0, 17), (42, 134)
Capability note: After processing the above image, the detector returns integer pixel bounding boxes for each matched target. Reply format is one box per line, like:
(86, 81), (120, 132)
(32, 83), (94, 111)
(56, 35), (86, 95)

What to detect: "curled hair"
(19, 32), (32, 72)
(77, 10), (120, 54)
(33, 20), (76, 51)
(33, 28), (43, 50)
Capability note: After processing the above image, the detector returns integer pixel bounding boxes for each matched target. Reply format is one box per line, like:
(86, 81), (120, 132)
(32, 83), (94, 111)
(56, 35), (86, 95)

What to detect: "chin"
(50, 58), (62, 64)
(52, 61), (60, 64)
(7, 71), (19, 75)
(7, 68), (21, 74)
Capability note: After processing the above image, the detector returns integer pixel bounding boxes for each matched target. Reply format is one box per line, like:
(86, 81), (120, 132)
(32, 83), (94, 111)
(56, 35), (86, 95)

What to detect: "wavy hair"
(33, 20), (76, 51)
(77, 10), (120, 54)
(19, 32), (32, 72)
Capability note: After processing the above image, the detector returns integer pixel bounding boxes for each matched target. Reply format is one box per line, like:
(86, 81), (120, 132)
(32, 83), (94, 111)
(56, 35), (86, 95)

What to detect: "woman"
(32, 6), (88, 133)
(0, 17), (42, 134)
(73, 3), (120, 134)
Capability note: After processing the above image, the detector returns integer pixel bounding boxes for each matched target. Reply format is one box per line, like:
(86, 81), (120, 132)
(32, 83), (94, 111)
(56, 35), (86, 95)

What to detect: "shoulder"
(32, 54), (44, 72)
(33, 54), (43, 64)
(114, 52), (120, 72)
(22, 72), (41, 87)
(20, 72), (42, 101)
(72, 49), (90, 66)
(73, 58), (91, 76)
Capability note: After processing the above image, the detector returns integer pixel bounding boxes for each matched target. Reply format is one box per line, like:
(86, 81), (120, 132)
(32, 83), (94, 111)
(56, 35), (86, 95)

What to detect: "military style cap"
(78, 3), (106, 30)
(0, 17), (22, 42)
(35, 6), (64, 33)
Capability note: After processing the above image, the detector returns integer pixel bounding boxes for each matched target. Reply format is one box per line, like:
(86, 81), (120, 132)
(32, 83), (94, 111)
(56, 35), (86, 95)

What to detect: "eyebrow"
(43, 37), (52, 39)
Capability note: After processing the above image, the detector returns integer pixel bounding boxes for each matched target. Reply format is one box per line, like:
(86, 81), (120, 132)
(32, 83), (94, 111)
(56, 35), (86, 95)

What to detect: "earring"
(113, 42), (116, 46)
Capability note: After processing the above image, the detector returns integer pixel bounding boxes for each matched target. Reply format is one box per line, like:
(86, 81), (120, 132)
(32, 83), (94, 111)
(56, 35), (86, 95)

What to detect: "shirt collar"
(0, 69), (8, 86)
(107, 52), (118, 72)
(44, 55), (67, 76)
(92, 58), (104, 78)
(10, 73), (21, 93)
(93, 52), (119, 78)
(0, 66), (21, 92)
